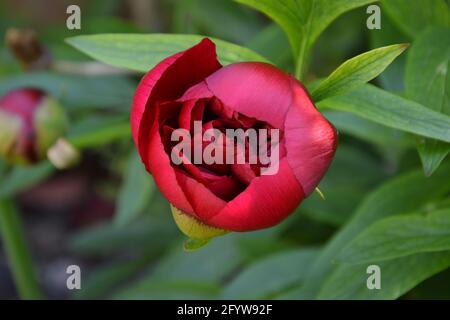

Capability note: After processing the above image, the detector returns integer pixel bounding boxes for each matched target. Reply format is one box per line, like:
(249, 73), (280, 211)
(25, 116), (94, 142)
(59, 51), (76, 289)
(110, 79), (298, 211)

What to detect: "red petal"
(131, 38), (221, 158)
(131, 51), (182, 146)
(206, 158), (304, 231)
(205, 62), (292, 128)
(284, 79), (337, 195)
(231, 163), (256, 185)
(207, 175), (243, 201)
(175, 170), (227, 219)
(145, 105), (196, 215)
(177, 81), (214, 102)
(179, 99), (205, 131)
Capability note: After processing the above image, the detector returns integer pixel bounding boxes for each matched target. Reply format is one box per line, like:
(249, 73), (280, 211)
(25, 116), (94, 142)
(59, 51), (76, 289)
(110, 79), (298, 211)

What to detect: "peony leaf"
(279, 164), (450, 299)
(382, 0), (450, 39)
(66, 34), (269, 72)
(235, 0), (376, 79)
(114, 151), (155, 227)
(323, 111), (412, 151)
(68, 216), (177, 255)
(338, 208), (450, 264)
(368, 13), (409, 93)
(67, 115), (131, 149)
(0, 72), (134, 110)
(113, 236), (241, 299)
(318, 84), (450, 143)
(318, 251), (450, 299)
(312, 44), (408, 102)
(0, 162), (54, 199)
(405, 27), (450, 176)
(222, 248), (319, 299)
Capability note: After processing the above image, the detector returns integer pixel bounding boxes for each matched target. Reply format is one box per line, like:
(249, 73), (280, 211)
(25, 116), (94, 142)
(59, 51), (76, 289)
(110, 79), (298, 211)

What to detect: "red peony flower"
(131, 38), (337, 233)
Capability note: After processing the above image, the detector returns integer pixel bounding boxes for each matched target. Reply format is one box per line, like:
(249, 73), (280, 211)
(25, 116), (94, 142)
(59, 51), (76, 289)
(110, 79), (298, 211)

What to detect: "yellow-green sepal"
(183, 238), (210, 251)
(170, 204), (229, 251)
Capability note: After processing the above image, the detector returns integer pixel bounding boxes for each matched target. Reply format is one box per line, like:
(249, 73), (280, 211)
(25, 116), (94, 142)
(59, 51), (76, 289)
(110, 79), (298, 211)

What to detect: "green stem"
(295, 42), (307, 80)
(0, 199), (43, 299)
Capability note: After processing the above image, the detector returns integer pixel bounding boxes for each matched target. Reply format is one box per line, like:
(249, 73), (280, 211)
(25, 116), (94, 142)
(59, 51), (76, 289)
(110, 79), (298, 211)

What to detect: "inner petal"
(159, 94), (285, 202)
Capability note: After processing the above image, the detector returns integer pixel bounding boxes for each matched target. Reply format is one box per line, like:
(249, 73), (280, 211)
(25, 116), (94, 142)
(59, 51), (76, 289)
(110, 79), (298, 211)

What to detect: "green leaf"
(114, 151), (155, 227)
(150, 236), (241, 282)
(0, 72), (135, 110)
(369, 10), (408, 92)
(312, 44), (408, 102)
(248, 23), (293, 71)
(73, 252), (155, 299)
(222, 248), (319, 299)
(405, 27), (450, 176)
(416, 140), (450, 176)
(114, 279), (220, 300)
(279, 164), (450, 299)
(0, 162), (54, 199)
(318, 84), (450, 143)
(171, 0), (264, 44)
(69, 216), (177, 256)
(318, 251), (450, 299)
(113, 235), (242, 299)
(236, 0), (376, 79)
(339, 208), (450, 264)
(67, 115), (131, 149)
(66, 34), (269, 72)
(382, 0), (450, 39)
(324, 111), (412, 151)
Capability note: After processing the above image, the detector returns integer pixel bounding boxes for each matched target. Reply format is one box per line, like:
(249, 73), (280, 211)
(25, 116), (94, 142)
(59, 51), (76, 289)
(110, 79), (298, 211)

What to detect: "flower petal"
(175, 170), (227, 219)
(132, 38), (221, 154)
(145, 105), (195, 215)
(205, 62), (292, 128)
(284, 78), (338, 195)
(206, 158), (305, 231)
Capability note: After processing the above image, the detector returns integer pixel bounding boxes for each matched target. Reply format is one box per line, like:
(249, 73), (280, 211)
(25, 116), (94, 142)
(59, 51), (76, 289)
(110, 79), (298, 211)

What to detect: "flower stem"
(295, 38), (309, 81)
(0, 199), (43, 299)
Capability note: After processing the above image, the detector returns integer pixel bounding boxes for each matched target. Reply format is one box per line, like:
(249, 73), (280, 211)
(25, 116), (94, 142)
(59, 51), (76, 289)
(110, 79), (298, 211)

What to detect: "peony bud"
(0, 88), (67, 165)
(131, 38), (337, 234)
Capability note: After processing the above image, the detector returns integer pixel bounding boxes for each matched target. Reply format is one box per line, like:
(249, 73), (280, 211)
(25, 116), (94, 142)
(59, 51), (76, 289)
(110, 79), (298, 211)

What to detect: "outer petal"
(205, 158), (305, 231)
(205, 62), (292, 128)
(131, 51), (181, 146)
(146, 105), (195, 215)
(284, 78), (338, 195)
(131, 38), (221, 150)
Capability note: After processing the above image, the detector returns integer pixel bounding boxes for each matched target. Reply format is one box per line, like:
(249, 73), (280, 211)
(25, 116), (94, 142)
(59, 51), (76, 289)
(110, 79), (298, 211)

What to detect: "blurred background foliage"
(0, 0), (449, 300)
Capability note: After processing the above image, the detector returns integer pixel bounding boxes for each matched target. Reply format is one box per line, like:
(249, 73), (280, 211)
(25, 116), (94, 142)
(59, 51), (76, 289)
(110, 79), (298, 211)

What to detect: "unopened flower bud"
(0, 88), (67, 165)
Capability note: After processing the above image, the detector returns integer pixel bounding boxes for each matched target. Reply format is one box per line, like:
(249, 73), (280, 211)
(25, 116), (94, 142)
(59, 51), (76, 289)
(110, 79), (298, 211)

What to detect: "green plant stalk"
(295, 39), (309, 81)
(0, 199), (43, 299)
